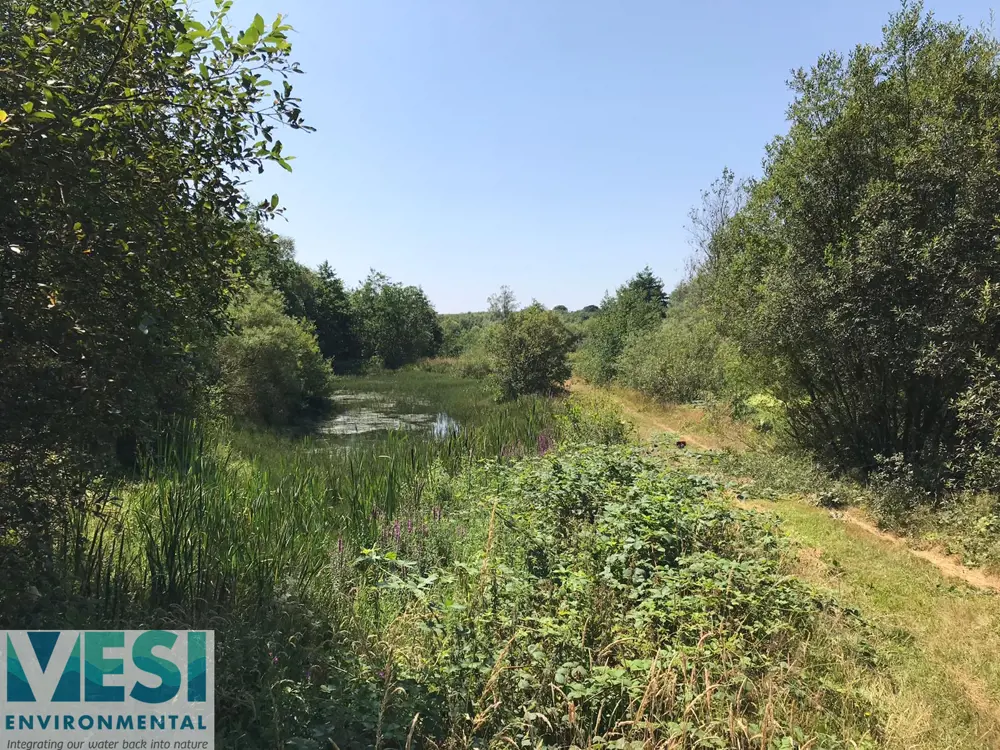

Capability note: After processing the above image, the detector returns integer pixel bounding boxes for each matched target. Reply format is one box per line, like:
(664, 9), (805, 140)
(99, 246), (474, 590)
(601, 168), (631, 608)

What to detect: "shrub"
(555, 392), (633, 445)
(486, 303), (573, 400)
(291, 444), (882, 748)
(617, 315), (730, 403)
(217, 286), (333, 425)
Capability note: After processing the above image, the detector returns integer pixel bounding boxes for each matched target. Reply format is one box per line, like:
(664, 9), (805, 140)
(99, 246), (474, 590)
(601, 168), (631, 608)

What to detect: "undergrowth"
(3, 386), (887, 747)
(292, 445), (883, 749)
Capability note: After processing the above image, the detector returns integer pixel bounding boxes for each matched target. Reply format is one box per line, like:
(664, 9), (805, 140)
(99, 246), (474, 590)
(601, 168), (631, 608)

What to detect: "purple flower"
(337, 537), (344, 555)
(407, 519), (413, 534)
(393, 520), (401, 541)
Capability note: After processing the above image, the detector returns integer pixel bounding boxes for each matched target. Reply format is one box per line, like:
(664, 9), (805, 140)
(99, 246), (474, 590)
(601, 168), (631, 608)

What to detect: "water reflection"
(432, 413), (460, 440)
(319, 392), (461, 440)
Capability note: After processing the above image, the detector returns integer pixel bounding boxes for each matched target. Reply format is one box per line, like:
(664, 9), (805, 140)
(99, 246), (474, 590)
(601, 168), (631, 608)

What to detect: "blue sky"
(238, 0), (997, 313)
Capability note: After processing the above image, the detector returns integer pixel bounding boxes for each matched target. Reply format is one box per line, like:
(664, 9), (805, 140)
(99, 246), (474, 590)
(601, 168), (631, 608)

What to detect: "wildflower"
(393, 519), (401, 541)
(337, 537), (344, 555)
(407, 519), (413, 534)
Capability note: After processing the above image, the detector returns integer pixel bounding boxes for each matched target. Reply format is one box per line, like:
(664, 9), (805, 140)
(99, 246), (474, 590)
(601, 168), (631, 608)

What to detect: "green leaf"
(21, 101), (33, 114)
(270, 193), (279, 209)
(238, 26), (260, 47)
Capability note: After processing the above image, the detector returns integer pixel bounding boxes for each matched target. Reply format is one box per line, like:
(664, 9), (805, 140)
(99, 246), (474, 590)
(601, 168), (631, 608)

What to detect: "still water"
(318, 391), (460, 442)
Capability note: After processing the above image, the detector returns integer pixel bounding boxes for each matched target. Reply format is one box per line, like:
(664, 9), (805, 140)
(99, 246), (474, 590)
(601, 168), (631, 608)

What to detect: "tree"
(0, 0), (308, 539)
(624, 266), (669, 310)
(712, 2), (1000, 484)
(217, 286), (333, 426)
(486, 304), (573, 401)
(312, 262), (360, 367)
(576, 269), (668, 384)
(351, 271), (442, 369)
(252, 235), (360, 369)
(487, 285), (518, 320)
(686, 168), (749, 275)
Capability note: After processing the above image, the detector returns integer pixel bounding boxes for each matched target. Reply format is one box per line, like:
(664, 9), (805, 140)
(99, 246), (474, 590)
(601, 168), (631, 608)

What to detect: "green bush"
(617, 315), (730, 403)
(217, 286), (333, 425)
(291, 444), (882, 748)
(486, 303), (573, 400)
(555, 392), (633, 444)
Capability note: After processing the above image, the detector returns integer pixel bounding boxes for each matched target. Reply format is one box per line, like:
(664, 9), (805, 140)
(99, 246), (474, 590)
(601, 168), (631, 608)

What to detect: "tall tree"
(0, 0), (308, 538)
(351, 271), (442, 369)
(713, 2), (1000, 483)
(253, 235), (360, 368)
(487, 285), (519, 320)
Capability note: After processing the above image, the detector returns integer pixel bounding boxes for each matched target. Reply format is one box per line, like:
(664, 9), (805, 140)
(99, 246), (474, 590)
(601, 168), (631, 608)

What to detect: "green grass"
(747, 495), (1000, 749)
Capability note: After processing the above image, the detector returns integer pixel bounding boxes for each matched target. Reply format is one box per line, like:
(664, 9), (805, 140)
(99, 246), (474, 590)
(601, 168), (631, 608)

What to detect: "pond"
(309, 371), (554, 455)
(318, 388), (461, 443)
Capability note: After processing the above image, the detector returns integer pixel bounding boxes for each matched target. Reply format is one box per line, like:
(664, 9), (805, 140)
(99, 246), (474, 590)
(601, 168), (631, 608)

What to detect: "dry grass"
(757, 496), (1000, 750)
(565, 378), (756, 451)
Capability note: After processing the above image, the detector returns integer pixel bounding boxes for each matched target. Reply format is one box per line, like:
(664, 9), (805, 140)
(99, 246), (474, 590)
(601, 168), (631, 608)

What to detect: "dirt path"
(579, 382), (1000, 747)
(567, 379), (746, 451)
(840, 509), (1000, 592)
(581, 380), (1000, 593)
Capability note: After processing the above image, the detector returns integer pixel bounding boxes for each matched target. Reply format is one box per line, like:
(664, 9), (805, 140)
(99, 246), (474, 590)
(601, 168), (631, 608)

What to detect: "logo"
(1, 631), (214, 749)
